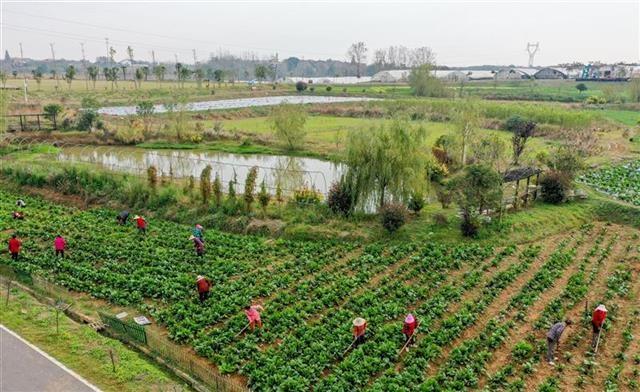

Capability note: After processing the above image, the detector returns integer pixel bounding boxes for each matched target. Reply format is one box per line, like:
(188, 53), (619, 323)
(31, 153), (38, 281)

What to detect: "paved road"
(1, 325), (100, 392)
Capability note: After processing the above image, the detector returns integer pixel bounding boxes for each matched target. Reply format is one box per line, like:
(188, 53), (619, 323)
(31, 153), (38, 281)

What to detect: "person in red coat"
(353, 317), (367, 347)
(196, 275), (211, 303)
(402, 313), (418, 345)
(591, 304), (608, 348)
(8, 234), (21, 260)
(134, 215), (147, 234)
(245, 304), (265, 330)
(54, 235), (66, 257)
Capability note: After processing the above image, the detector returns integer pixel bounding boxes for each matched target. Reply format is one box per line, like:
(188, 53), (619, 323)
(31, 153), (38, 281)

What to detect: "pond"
(97, 96), (378, 116)
(56, 146), (345, 196)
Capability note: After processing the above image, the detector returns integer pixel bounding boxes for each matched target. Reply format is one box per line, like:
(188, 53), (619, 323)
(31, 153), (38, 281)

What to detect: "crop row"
(579, 161), (640, 206)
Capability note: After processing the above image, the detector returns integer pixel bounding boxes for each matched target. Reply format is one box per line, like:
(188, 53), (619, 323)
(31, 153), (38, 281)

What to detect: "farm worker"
(54, 235), (66, 257)
(8, 234), (21, 260)
(591, 304), (608, 348)
(245, 304), (264, 330)
(117, 210), (130, 225)
(192, 224), (204, 242)
(16, 199), (26, 208)
(353, 317), (367, 347)
(134, 215), (147, 234)
(12, 211), (24, 220)
(190, 235), (205, 257)
(546, 319), (573, 365)
(196, 275), (211, 303)
(402, 313), (418, 344)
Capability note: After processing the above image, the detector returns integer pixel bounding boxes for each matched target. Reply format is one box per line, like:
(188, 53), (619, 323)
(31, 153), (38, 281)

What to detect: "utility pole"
(19, 43), (27, 102)
(151, 50), (156, 66)
(192, 49), (198, 66)
(80, 42), (88, 90)
(526, 42), (539, 67)
(105, 37), (110, 65)
(50, 42), (59, 87)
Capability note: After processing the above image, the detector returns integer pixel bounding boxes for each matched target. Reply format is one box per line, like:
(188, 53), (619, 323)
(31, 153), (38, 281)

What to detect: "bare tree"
(410, 47), (436, 67)
(347, 42), (367, 78)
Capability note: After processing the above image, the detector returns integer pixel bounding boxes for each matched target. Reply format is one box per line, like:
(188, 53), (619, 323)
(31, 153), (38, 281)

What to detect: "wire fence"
(0, 265), (248, 392)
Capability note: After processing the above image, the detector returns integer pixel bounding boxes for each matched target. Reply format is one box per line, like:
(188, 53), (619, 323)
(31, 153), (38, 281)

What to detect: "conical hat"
(596, 304), (607, 312)
(133, 215), (140, 219)
(353, 317), (366, 327)
(196, 275), (204, 281)
(189, 235), (196, 240)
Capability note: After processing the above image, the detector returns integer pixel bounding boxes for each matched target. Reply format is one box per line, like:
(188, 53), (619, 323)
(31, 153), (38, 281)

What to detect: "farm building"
(466, 70), (497, 80)
(533, 67), (568, 79)
(371, 70), (410, 83)
(494, 68), (536, 80)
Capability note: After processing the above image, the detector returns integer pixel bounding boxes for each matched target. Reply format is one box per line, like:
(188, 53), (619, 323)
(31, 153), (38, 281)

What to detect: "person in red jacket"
(245, 304), (264, 330)
(196, 275), (211, 303)
(8, 234), (21, 260)
(134, 215), (147, 234)
(54, 235), (66, 257)
(353, 317), (367, 347)
(591, 304), (608, 348)
(402, 313), (418, 345)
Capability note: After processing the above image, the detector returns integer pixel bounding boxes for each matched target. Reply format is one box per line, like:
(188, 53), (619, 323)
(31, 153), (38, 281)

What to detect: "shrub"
(326, 86), (332, 92)
(147, 166), (158, 191)
(504, 115), (526, 132)
(243, 167), (258, 211)
(327, 180), (354, 215)
(380, 203), (407, 233)
(43, 104), (63, 129)
(540, 173), (566, 204)
(512, 341), (534, 362)
(212, 173), (222, 207)
(293, 186), (322, 206)
(408, 192), (425, 215)
(76, 109), (99, 131)
(258, 180), (270, 213)
(585, 95), (607, 105)
(200, 165), (212, 205)
(436, 184), (453, 209)
(309, 87), (315, 92)
(295, 81), (308, 92)
(460, 210), (479, 237)
(269, 104), (307, 150)
(114, 123), (144, 144)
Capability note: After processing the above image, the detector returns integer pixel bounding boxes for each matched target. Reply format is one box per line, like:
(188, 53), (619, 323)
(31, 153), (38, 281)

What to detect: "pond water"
(97, 95), (378, 116)
(56, 146), (345, 195)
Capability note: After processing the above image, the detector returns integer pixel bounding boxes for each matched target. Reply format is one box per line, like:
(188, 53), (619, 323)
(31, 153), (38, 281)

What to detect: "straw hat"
(353, 317), (366, 327)
(196, 275), (204, 281)
(596, 304), (607, 312)
(133, 215), (140, 219)
(189, 235), (196, 241)
(405, 314), (415, 323)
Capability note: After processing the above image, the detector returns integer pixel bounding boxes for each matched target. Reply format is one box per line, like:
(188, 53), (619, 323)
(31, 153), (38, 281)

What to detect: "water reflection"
(57, 147), (345, 195)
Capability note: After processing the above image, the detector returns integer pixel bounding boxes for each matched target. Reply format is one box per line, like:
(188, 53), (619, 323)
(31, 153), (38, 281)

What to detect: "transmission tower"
(526, 42), (539, 67)
(80, 42), (88, 89)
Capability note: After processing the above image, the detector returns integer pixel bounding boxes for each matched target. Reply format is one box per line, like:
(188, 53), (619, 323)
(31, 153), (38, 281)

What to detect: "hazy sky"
(1, 1), (639, 66)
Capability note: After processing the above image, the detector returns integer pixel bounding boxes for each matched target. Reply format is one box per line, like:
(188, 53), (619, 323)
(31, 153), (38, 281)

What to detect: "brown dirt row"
(479, 225), (615, 388)
(422, 227), (592, 383)
(519, 225), (636, 391)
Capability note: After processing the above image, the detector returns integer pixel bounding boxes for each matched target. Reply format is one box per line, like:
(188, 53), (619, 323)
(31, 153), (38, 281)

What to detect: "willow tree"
(455, 100), (481, 167)
(344, 119), (427, 210)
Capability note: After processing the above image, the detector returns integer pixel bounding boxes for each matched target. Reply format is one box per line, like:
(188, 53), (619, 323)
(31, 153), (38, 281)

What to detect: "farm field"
(3, 189), (640, 391)
(580, 161), (640, 206)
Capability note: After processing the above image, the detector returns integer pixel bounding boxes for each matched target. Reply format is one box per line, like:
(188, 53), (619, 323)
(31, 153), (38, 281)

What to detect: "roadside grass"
(0, 287), (191, 392)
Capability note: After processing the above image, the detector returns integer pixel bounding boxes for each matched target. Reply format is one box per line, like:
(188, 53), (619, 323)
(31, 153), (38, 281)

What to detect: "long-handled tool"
(594, 320), (605, 354)
(398, 330), (418, 355)
(342, 338), (358, 357)
(234, 323), (250, 338)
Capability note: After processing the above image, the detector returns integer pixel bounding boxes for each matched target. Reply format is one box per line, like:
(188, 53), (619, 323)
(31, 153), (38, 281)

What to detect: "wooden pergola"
(503, 167), (542, 209)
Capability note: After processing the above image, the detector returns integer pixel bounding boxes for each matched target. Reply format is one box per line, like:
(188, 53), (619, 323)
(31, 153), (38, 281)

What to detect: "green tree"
(344, 118), (427, 209)
(213, 69), (225, 86)
(178, 66), (191, 88)
(212, 173), (222, 207)
(134, 68), (144, 88)
(244, 166), (258, 211)
(269, 104), (308, 150)
(200, 165), (212, 204)
(408, 63), (447, 97)
(64, 65), (76, 90)
(103, 67), (119, 89)
(31, 69), (43, 90)
(255, 64), (268, 82)
(43, 103), (63, 129)
(153, 64), (166, 84)
(451, 164), (503, 237)
(576, 83), (588, 96)
(511, 120), (536, 165)
(136, 101), (155, 133)
(455, 102), (481, 166)
(87, 65), (99, 89)
(258, 180), (271, 215)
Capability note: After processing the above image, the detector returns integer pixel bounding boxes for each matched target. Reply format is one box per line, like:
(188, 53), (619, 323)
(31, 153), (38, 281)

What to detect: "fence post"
(5, 279), (11, 307)
(108, 348), (116, 372)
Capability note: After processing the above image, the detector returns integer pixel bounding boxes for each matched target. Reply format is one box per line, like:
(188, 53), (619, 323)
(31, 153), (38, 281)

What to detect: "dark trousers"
(199, 291), (209, 303)
(56, 249), (64, 257)
(354, 334), (365, 347)
(10, 252), (18, 260)
(592, 323), (602, 347)
(546, 338), (557, 362)
(196, 249), (204, 257)
(138, 227), (146, 234)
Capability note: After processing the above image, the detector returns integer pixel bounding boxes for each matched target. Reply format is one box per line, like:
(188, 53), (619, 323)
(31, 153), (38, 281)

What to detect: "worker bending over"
(117, 211), (130, 225)
(134, 215), (147, 234)
(592, 304), (608, 348)
(245, 304), (264, 330)
(546, 319), (572, 366)
(192, 224), (204, 242)
(12, 211), (24, 220)
(190, 235), (205, 257)
(196, 275), (211, 303)
(353, 317), (367, 347)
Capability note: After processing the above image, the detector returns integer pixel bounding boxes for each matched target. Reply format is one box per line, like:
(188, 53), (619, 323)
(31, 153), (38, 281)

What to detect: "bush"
(512, 341), (534, 362)
(380, 203), (407, 233)
(408, 192), (425, 215)
(460, 211), (479, 237)
(76, 109), (99, 131)
(326, 86), (332, 92)
(504, 115), (526, 132)
(293, 186), (322, 206)
(295, 81), (308, 92)
(327, 180), (354, 215)
(540, 173), (566, 204)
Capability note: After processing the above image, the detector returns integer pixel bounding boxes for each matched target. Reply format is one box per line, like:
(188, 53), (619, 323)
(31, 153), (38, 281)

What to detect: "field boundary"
(0, 266), (248, 392)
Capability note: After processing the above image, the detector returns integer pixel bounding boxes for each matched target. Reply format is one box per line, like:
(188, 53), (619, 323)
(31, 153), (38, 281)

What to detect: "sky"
(1, 1), (639, 67)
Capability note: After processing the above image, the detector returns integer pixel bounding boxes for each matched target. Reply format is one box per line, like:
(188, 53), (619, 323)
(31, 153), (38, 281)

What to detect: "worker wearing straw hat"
(134, 215), (147, 234)
(353, 317), (367, 347)
(195, 275), (211, 303)
(591, 304), (608, 348)
(190, 235), (205, 257)
(192, 224), (205, 242)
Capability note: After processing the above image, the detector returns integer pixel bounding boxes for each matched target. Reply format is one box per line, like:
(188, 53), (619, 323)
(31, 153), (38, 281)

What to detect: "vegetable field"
(580, 161), (640, 206)
(2, 190), (640, 391)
